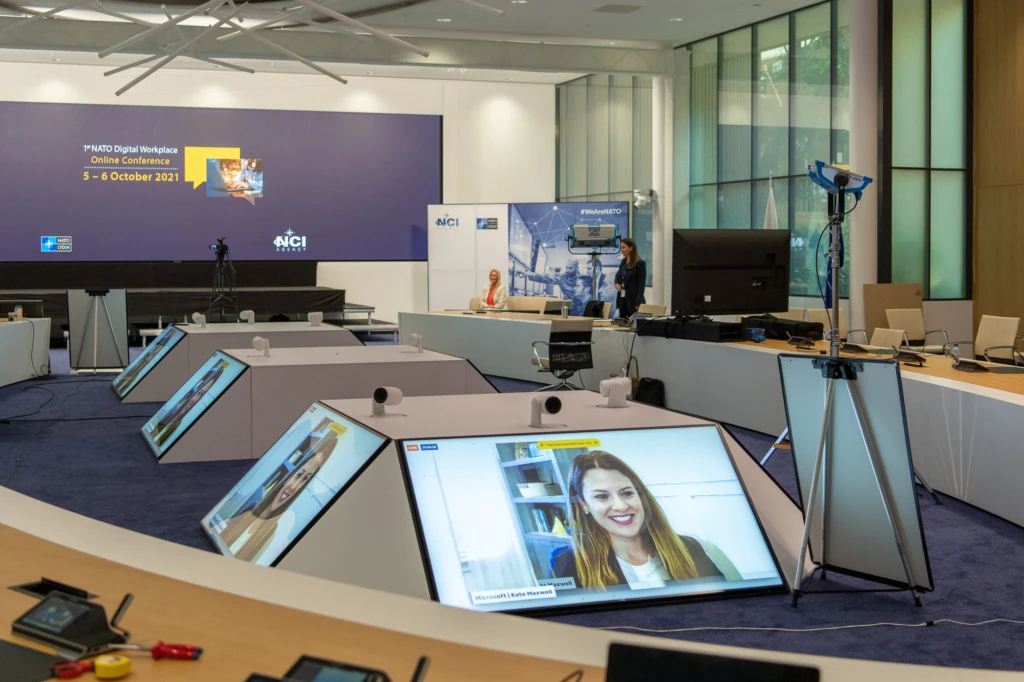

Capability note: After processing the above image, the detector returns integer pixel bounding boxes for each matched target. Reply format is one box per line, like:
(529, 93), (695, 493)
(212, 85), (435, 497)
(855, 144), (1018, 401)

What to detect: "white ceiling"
(367, 0), (823, 46)
(0, 47), (585, 83)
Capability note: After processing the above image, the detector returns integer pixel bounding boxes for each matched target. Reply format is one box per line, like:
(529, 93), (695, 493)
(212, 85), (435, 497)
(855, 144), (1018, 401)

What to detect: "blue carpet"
(3, 362), (1024, 670)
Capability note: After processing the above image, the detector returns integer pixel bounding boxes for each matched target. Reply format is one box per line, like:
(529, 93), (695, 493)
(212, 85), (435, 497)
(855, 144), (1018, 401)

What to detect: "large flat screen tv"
(141, 351), (246, 458)
(400, 425), (784, 614)
(111, 325), (186, 399)
(201, 402), (389, 566)
(672, 229), (791, 316)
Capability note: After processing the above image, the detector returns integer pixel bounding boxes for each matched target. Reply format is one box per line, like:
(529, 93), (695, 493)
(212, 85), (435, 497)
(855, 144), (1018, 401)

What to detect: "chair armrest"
(924, 330), (949, 345)
(531, 340), (548, 363)
(847, 329), (868, 343)
(983, 345), (1024, 364)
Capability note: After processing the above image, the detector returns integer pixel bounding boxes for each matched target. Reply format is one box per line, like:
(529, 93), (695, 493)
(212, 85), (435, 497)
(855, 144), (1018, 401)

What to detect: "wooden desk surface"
(431, 311), (615, 327)
(0, 523), (596, 682)
(747, 339), (1024, 398)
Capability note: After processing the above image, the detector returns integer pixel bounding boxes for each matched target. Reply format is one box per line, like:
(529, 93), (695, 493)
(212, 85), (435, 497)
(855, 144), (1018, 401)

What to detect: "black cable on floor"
(0, 386), (56, 422)
(1, 382), (84, 486)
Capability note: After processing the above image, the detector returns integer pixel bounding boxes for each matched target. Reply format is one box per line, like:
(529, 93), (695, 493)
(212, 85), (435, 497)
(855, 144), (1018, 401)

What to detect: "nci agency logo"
(435, 213), (459, 229)
(274, 228), (306, 252)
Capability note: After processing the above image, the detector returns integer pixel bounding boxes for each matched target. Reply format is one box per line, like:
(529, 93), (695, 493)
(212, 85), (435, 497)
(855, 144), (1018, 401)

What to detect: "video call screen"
(111, 325), (185, 398)
(142, 351), (246, 457)
(402, 426), (783, 613)
(202, 403), (388, 566)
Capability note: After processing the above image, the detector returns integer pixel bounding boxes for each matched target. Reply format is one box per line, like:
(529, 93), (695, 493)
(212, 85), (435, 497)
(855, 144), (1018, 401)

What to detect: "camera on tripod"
(209, 237), (229, 262)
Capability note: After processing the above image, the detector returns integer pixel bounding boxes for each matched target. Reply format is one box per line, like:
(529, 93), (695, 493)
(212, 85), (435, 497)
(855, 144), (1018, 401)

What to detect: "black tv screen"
(671, 229), (791, 316)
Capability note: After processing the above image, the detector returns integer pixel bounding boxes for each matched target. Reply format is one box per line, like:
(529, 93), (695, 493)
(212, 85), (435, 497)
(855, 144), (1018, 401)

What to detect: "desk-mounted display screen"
(112, 326), (185, 398)
(202, 402), (388, 566)
(401, 425), (784, 613)
(141, 351), (246, 457)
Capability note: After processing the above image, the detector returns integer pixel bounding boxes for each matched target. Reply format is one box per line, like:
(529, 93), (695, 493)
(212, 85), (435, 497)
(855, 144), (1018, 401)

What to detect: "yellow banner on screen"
(184, 146), (240, 189)
(328, 423), (348, 437)
(536, 438), (600, 450)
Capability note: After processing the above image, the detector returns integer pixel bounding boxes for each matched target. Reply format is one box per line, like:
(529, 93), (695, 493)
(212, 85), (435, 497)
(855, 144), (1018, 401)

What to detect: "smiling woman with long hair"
(552, 451), (726, 590)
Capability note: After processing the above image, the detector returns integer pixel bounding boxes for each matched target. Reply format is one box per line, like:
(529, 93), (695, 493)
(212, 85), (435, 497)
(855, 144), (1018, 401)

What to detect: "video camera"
(209, 237), (229, 261)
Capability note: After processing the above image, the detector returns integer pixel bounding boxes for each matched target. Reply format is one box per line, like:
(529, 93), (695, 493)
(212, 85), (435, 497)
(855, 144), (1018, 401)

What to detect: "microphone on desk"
(410, 657), (430, 682)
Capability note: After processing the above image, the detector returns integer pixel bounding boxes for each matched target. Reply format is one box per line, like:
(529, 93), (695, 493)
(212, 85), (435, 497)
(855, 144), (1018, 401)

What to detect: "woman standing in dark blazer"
(614, 238), (647, 319)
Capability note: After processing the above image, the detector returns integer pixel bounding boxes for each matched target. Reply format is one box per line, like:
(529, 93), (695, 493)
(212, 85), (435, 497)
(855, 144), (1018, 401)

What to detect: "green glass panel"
(930, 171), (966, 298)
(754, 17), (790, 179)
(893, 0), (928, 167)
(931, 0), (966, 169)
(833, 0), (851, 165)
(891, 170), (927, 288)
(690, 38), (719, 186)
(632, 201), (655, 287)
(791, 176), (831, 298)
(755, 178), (789, 232)
(690, 185), (718, 229)
(791, 4), (831, 176)
(719, 28), (753, 182)
(718, 183), (752, 229)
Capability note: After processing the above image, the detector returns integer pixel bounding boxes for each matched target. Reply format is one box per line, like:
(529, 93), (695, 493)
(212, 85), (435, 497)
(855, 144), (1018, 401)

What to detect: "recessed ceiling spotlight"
(362, 71), (373, 75)
(437, 17), (452, 22)
(607, 42), (616, 45)
(511, 0), (527, 3)
(505, 77), (514, 81)
(670, 17), (683, 22)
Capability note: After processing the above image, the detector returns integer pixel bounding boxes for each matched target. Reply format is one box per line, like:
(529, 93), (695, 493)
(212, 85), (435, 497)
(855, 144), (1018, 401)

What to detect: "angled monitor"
(201, 402), (389, 566)
(111, 326), (186, 399)
(141, 351), (247, 458)
(400, 425), (784, 614)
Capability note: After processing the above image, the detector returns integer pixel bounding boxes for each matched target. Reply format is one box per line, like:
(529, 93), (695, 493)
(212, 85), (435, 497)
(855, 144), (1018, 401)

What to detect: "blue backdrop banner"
(507, 202), (629, 316)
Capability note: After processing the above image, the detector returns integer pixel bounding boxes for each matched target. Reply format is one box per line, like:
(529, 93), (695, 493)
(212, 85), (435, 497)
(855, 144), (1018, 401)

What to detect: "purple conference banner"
(0, 102), (440, 261)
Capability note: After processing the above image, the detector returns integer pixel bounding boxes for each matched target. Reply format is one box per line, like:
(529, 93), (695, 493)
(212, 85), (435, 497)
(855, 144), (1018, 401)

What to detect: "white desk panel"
(0, 318), (51, 388)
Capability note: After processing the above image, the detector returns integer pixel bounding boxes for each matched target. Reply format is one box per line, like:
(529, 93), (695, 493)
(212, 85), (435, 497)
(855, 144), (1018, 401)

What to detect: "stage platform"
(117, 322), (362, 403)
(2, 287), (347, 343)
(145, 345), (496, 464)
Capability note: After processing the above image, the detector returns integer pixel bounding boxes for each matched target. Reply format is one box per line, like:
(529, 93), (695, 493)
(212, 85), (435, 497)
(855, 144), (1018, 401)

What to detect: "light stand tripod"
(208, 237), (239, 323)
(788, 163), (926, 608)
(72, 289), (127, 374)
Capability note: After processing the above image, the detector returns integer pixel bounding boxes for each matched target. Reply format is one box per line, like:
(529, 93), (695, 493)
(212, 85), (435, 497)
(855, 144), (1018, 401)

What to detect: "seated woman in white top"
(480, 269), (508, 310)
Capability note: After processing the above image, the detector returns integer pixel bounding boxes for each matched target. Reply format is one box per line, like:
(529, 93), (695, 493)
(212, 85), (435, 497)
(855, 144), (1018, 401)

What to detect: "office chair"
(531, 319), (594, 391)
(583, 300), (607, 318)
(807, 308), (847, 341)
(638, 304), (667, 317)
(944, 314), (1022, 364)
(885, 308), (948, 354)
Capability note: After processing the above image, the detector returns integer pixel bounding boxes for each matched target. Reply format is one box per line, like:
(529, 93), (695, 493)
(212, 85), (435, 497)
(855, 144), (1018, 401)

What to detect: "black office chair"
(531, 319), (594, 391)
(582, 300), (606, 319)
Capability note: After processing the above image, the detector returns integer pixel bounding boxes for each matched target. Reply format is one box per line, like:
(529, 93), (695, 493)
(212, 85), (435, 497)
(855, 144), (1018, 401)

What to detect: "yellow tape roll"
(94, 654), (132, 680)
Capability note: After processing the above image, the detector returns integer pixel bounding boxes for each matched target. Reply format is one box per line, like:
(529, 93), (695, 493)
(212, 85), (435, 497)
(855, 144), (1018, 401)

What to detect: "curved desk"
(1, 488), (1006, 681)
(398, 312), (1024, 529)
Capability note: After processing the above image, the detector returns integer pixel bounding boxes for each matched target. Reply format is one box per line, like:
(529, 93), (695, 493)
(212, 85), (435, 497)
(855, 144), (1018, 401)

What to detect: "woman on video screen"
(218, 435), (339, 563)
(552, 451), (731, 590)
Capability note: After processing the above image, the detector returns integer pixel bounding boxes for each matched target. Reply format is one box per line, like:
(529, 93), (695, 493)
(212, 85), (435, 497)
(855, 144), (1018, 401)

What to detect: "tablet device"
(606, 643), (820, 681)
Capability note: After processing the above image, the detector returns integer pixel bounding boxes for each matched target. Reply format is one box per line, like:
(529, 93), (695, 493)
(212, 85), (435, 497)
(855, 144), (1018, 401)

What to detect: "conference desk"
(0, 318), (51, 388)
(399, 312), (1024, 529)
(0, 487), (1007, 682)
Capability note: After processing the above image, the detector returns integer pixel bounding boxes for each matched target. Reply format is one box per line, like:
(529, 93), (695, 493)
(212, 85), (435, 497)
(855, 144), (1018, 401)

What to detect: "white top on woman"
(480, 284), (508, 310)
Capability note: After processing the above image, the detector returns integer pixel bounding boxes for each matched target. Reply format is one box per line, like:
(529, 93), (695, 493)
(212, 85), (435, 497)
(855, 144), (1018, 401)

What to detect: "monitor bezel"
(111, 324), (187, 399)
(141, 350), (249, 460)
(199, 400), (392, 568)
(394, 423), (788, 616)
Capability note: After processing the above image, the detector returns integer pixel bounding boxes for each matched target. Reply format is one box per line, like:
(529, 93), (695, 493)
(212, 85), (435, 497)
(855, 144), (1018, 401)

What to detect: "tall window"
(556, 75), (654, 285)
(882, 0), (970, 300)
(683, 0), (851, 298)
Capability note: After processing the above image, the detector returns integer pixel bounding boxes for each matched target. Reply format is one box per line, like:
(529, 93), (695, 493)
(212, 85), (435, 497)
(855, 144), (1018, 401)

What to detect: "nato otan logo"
(435, 213), (459, 229)
(274, 228), (306, 252)
(41, 236), (72, 253)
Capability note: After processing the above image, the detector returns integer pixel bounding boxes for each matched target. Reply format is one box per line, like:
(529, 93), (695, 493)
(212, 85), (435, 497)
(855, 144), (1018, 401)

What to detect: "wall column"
(651, 76), (667, 305)
(849, 0), (880, 330)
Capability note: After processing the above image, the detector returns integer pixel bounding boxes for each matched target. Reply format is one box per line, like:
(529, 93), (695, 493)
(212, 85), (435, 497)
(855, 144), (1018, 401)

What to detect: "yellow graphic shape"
(184, 146), (240, 189)
(537, 438), (600, 450)
(551, 517), (569, 536)
(328, 423), (348, 436)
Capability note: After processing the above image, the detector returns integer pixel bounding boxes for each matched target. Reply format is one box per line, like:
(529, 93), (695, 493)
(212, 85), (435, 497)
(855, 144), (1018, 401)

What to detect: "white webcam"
(309, 311), (324, 327)
(530, 394), (562, 429)
(191, 312), (207, 328)
(407, 333), (424, 353)
(252, 336), (271, 357)
(372, 386), (403, 417)
(239, 310), (255, 324)
(599, 377), (632, 409)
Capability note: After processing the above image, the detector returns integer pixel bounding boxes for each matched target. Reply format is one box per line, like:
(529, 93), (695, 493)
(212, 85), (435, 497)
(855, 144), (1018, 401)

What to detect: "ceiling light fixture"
(437, 17), (452, 22)
(362, 71), (373, 75)
(670, 17), (683, 22)
(511, 0), (527, 3)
